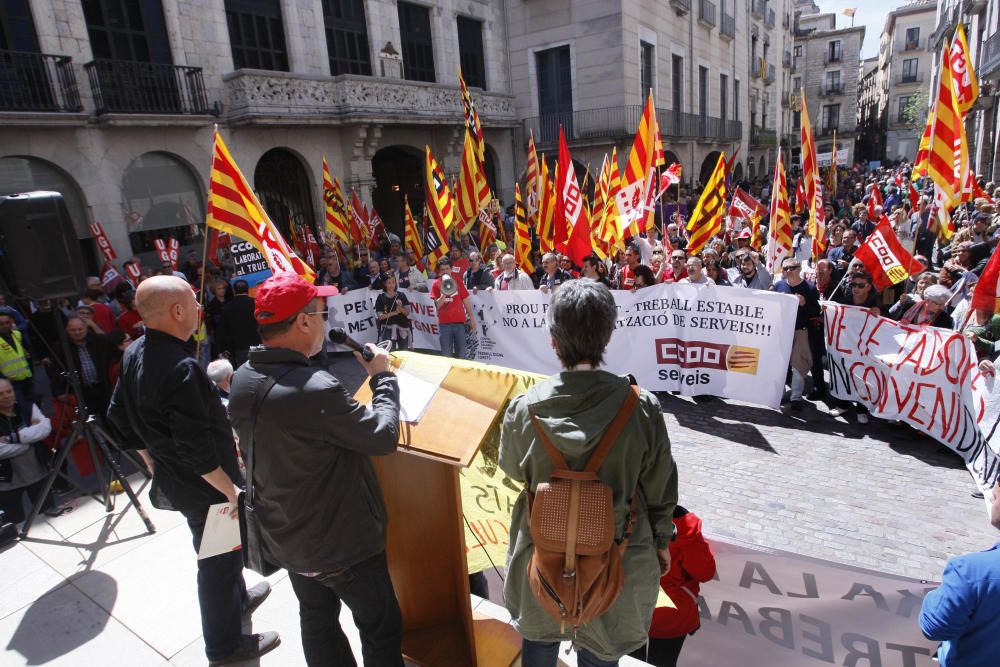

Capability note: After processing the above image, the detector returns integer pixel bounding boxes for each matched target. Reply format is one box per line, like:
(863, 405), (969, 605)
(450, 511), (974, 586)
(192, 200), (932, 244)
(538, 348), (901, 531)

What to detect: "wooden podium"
(354, 355), (522, 666)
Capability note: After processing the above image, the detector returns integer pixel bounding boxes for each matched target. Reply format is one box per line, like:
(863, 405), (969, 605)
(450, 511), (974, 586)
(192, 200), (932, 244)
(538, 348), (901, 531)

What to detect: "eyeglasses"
(782, 265), (801, 272)
(850, 283), (869, 289)
(307, 309), (330, 321)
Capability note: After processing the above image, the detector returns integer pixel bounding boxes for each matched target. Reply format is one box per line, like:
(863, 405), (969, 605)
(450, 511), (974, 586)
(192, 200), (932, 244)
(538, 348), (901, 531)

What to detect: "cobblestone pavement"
(330, 353), (993, 583)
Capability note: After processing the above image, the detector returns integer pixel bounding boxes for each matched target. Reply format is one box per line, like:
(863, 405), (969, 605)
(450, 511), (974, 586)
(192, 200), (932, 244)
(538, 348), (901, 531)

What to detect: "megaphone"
(440, 272), (458, 297)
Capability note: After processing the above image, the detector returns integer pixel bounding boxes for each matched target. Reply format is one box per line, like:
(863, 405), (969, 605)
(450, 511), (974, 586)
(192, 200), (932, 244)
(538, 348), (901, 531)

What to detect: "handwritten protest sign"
(328, 284), (798, 407)
(825, 304), (1000, 489)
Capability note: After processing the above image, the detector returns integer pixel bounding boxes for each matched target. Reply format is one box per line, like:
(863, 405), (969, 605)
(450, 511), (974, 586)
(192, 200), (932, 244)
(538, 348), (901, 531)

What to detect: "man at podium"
(499, 279), (679, 666)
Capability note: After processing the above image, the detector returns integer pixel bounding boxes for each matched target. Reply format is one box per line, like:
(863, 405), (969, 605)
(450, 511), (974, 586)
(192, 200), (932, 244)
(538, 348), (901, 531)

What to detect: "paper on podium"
(396, 366), (444, 423)
(197, 502), (242, 560)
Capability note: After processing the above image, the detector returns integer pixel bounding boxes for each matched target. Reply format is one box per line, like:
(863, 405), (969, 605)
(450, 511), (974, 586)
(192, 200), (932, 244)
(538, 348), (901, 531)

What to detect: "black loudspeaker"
(0, 191), (88, 300)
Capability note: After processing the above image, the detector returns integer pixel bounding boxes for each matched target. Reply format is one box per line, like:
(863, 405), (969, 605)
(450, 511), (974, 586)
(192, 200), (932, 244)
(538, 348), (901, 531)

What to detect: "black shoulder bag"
(238, 368), (292, 576)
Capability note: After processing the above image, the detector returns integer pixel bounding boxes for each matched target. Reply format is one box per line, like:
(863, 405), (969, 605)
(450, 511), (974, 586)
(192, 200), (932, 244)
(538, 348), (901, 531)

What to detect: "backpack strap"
(528, 412), (570, 470)
(584, 385), (640, 473)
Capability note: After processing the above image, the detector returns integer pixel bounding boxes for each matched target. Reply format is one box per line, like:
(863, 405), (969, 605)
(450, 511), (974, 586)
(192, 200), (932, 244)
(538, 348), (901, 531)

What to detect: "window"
(672, 54), (683, 112)
(640, 41), (654, 100)
(322, 0), (371, 76)
(794, 45), (802, 57)
(902, 58), (918, 83)
(734, 79), (740, 120)
(792, 76), (801, 92)
(398, 2), (435, 82)
(122, 152), (205, 260)
(225, 0), (288, 71)
(825, 70), (841, 93)
(827, 40), (841, 63)
(897, 94), (915, 122)
(536, 46), (572, 142)
(822, 104), (840, 131)
(83, 0), (171, 63)
(698, 66), (708, 119)
(904, 27), (919, 50)
(457, 16), (486, 89)
(1, 0), (41, 52)
(720, 73), (728, 122)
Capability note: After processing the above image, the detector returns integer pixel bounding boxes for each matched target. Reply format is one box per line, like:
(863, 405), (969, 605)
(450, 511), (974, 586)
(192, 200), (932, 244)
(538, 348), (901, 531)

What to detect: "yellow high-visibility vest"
(0, 330), (31, 381)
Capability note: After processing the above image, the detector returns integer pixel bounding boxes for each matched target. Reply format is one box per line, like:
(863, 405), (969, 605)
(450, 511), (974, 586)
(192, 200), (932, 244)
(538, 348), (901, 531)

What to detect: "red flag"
(657, 163), (683, 197)
(854, 217), (926, 291)
(168, 237), (179, 270)
(123, 260), (142, 288)
(100, 261), (124, 291)
(867, 183), (884, 221)
(728, 187), (767, 222)
(972, 247), (1000, 315)
(794, 178), (807, 214)
(908, 181), (920, 210)
(89, 222), (116, 262)
(556, 127), (592, 265)
(153, 239), (170, 266)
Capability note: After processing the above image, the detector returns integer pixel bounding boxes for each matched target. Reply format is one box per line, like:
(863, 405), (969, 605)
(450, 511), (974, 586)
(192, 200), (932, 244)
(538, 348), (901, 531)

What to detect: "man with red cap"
(227, 272), (404, 666)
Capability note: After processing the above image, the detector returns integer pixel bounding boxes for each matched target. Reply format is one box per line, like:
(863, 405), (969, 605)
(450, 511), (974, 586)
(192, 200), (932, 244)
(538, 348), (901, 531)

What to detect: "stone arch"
(254, 147), (316, 241)
(733, 162), (744, 183)
(121, 151), (205, 266)
(758, 155), (768, 178)
(699, 151), (723, 187)
(372, 145), (424, 235)
(748, 160), (757, 180)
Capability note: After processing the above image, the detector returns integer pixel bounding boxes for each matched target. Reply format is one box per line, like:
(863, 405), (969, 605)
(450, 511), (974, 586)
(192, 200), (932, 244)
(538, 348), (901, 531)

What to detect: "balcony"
(85, 60), (209, 115)
(0, 50), (82, 114)
(751, 0), (766, 20)
(658, 110), (741, 141)
(782, 51), (791, 68)
(669, 0), (692, 15)
(224, 70), (517, 127)
(766, 9), (775, 29)
(818, 125), (841, 137)
(698, 0), (716, 28)
(752, 59), (762, 78)
(783, 12), (790, 28)
(781, 132), (798, 147)
(897, 72), (924, 85)
(980, 32), (1000, 80)
(820, 82), (844, 96)
(824, 50), (843, 65)
(764, 65), (776, 85)
(901, 39), (921, 52)
(750, 126), (777, 147)
(721, 12), (736, 39)
(523, 105), (643, 147)
(963, 0), (988, 15)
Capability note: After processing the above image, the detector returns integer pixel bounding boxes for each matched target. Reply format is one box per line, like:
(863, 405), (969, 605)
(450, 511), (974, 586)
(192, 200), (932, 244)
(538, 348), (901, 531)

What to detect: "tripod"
(18, 321), (155, 540)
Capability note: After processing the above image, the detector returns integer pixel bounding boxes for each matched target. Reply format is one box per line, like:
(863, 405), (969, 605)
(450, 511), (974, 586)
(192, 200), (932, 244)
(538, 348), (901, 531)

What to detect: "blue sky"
(815, 1), (903, 60)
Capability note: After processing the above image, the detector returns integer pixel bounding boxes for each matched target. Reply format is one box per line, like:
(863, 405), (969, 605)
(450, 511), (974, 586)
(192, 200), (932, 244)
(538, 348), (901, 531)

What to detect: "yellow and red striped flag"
(912, 113), (931, 181)
(322, 158), (350, 246)
(591, 155), (611, 260)
(621, 92), (663, 237)
(949, 25), (979, 116)
(537, 157), (556, 254)
(800, 90), (824, 258)
(459, 68), (485, 162)
(424, 146), (453, 267)
(766, 147), (793, 274)
(525, 129), (540, 224)
(514, 184), (534, 274)
(928, 49), (966, 208)
(403, 195), (423, 258)
(686, 153), (726, 256)
(455, 129), (492, 234)
(207, 130), (315, 281)
(602, 147), (623, 249)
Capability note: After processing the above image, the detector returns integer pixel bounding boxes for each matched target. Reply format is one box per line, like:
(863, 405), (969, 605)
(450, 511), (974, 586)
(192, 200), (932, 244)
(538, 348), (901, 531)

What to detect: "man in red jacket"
(632, 505), (716, 667)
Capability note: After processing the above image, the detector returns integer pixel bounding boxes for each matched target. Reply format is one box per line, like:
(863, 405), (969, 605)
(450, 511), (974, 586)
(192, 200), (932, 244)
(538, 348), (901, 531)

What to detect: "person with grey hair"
(206, 358), (234, 400)
(538, 252), (573, 293)
(499, 279), (678, 665)
(895, 283), (954, 329)
(463, 251), (495, 292)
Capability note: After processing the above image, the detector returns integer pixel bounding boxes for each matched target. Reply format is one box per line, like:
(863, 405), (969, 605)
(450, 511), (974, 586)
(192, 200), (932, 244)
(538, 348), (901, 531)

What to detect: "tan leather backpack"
(525, 386), (640, 634)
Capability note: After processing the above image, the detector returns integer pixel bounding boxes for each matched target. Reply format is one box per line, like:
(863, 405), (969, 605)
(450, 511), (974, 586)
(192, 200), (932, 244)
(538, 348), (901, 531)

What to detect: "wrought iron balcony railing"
(698, 0), (717, 27)
(750, 126), (777, 147)
(84, 59), (209, 115)
(721, 13), (736, 39)
(0, 49), (82, 112)
(983, 32), (1000, 80)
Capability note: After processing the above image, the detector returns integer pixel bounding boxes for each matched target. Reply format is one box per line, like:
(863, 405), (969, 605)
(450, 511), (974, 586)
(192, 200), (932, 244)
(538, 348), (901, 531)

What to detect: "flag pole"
(195, 126), (219, 362)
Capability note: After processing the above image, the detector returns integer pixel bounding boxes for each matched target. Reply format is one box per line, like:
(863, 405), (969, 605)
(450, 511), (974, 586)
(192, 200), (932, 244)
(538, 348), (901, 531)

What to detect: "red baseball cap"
(254, 272), (338, 324)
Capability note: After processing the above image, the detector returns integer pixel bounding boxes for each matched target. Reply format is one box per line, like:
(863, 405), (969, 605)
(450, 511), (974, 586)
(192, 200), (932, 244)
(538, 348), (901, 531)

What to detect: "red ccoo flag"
(972, 247), (1000, 315)
(556, 127), (592, 265)
(854, 216), (926, 291)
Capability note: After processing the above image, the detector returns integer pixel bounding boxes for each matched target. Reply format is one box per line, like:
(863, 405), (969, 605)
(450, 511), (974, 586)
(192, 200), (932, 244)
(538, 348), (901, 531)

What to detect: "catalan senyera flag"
(621, 92), (663, 237)
(590, 157), (611, 261)
(824, 131), (838, 195)
(928, 49), (966, 207)
(800, 90), (822, 253)
(424, 146), (453, 267)
(912, 113), (932, 180)
(456, 129), (492, 233)
(766, 147), (792, 275)
(686, 153), (726, 256)
(537, 157), (556, 254)
(514, 184), (534, 274)
(794, 178), (807, 215)
(322, 158), (350, 245)
(403, 196), (423, 257)
(526, 129), (540, 222)
(928, 184), (955, 242)
(603, 147), (623, 249)
(207, 130), (315, 281)
(349, 191), (370, 246)
(949, 25), (979, 116)
(459, 68), (485, 162)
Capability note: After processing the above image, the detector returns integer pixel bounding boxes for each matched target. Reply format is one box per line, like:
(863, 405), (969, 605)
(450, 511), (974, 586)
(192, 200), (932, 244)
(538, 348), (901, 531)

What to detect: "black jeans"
(629, 636), (687, 667)
(182, 507), (248, 661)
(288, 552), (403, 667)
(807, 324), (827, 394)
(0, 477), (54, 524)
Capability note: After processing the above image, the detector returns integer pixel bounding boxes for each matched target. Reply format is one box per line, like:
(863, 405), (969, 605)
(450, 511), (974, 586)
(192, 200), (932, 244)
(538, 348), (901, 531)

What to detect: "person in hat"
(227, 272), (404, 666)
(107, 276), (280, 665)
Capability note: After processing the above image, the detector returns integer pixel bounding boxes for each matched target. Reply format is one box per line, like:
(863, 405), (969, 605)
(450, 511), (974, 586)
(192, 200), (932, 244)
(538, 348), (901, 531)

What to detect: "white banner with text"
(328, 283), (798, 407)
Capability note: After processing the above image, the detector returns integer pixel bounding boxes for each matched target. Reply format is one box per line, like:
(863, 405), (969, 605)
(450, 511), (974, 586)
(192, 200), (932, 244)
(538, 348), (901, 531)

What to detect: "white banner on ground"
(825, 303), (1000, 490)
(329, 283), (798, 408)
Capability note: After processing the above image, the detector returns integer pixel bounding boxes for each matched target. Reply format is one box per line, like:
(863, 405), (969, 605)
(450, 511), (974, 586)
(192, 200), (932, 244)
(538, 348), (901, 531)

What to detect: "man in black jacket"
(217, 280), (260, 369)
(228, 272), (403, 667)
(107, 276), (278, 666)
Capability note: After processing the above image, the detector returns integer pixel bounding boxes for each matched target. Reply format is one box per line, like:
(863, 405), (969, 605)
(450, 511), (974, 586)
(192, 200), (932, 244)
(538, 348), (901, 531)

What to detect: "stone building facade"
(505, 0), (794, 191)
(792, 0), (864, 168)
(878, 0), (936, 163)
(0, 0), (517, 270)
